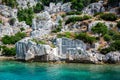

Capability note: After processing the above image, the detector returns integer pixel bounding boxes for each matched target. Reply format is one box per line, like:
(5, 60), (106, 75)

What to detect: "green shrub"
(0, 46), (16, 56)
(117, 21), (120, 28)
(100, 13), (117, 21)
(33, 3), (44, 13)
(112, 34), (120, 40)
(20, 28), (25, 32)
(110, 40), (120, 51)
(66, 11), (82, 15)
(65, 15), (91, 24)
(2, 0), (17, 8)
(0, 20), (2, 24)
(2, 32), (26, 44)
(100, 47), (112, 55)
(17, 8), (34, 26)
(57, 32), (76, 39)
(52, 20), (62, 33)
(94, 12), (104, 16)
(31, 39), (46, 44)
(91, 22), (108, 36)
(103, 34), (112, 42)
(76, 33), (96, 44)
(100, 40), (120, 54)
(9, 18), (16, 26)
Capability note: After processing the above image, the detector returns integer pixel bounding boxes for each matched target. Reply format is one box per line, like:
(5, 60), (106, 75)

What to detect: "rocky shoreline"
(0, 0), (120, 64)
(0, 56), (15, 61)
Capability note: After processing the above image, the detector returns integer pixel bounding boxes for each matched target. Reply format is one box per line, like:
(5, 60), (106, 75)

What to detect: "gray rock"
(0, 23), (20, 37)
(44, 2), (71, 14)
(106, 52), (120, 63)
(82, 1), (105, 15)
(0, 5), (17, 18)
(15, 37), (59, 61)
(31, 11), (55, 38)
(16, 0), (37, 9)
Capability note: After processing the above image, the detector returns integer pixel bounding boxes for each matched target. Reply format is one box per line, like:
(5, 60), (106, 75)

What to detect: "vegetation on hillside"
(65, 15), (91, 24)
(91, 22), (108, 36)
(2, 32), (26, 44)
(0, 46), (16, 56)
(17, 8), (34, 26)
(100, 13), (117, 21)
(2, 0), (17, 8)
(41, 0), (98, 11)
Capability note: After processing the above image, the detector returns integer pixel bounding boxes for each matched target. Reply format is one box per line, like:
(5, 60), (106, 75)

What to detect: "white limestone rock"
(15, 37), (59, 61)
(16, 0), (37, 9)
(0, 5), (17, 18)
(44, 2), (71, 14)
(15, 21), (30, 30)
(82, 1), (105, 15)
(31, 11), (55, 38)
(106, 52), (120, 63)
(0, 23), (20, 37)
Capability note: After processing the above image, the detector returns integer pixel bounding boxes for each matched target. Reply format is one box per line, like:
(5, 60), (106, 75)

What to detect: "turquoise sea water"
(0, 61), (120, 80)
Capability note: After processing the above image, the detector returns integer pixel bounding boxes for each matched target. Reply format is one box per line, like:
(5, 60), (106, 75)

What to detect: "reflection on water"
(0, 61), (120, 80)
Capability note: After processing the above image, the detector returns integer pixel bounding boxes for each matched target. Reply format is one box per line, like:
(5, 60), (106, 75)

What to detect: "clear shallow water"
(0, 61), (120, 80)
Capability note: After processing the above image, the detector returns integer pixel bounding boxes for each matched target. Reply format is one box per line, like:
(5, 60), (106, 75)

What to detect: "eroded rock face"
(15, 37), (120, 64)
(15, 37), (59, 61)
(82, 1), (105, 15)
(44, 2), (71, 14)
(73, 52), (106, 64)
(31, 11), (55, 38)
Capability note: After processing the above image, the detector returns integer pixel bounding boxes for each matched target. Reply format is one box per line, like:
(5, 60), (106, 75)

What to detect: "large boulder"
(105, 52), (120, 63)
(15, 37), (59, 61)
(82, 1), (105, 15)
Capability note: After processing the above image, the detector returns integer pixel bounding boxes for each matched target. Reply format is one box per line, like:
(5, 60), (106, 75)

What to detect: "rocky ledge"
(15, 38), (120, 64)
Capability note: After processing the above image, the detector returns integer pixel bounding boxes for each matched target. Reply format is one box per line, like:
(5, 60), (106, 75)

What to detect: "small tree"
(76, 33), (96, 44)
(91, 22), (108, 36)
(103, 34), (112, 42)
(117, 21), (120, 29)
(100, 13), (117, 21)
(9, 18), (16, 26)
(33, 3), (44, 13)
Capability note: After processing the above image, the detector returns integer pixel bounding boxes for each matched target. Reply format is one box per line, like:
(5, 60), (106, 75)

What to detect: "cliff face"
(31, 11), (55, 38)
(15, 37), (59, 61)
